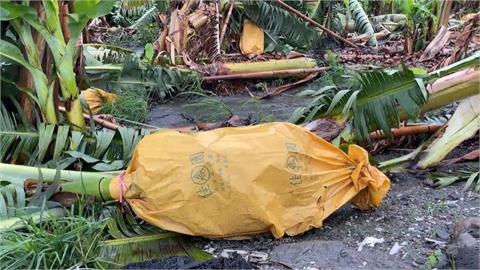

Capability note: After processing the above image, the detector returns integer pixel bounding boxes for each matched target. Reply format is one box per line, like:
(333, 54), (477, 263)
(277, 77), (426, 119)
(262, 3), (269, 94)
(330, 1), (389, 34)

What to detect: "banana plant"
(0, 24), (57, 124)
(396, 0), (437, 53)
(0, 0), (115, 130)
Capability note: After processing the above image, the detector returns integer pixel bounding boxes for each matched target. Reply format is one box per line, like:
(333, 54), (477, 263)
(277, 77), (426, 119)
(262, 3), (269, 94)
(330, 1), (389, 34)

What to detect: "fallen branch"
(219, 0), (235, 45)
(173, 115), (247, 133)
(58, 106), (122, 130)
(272, 0), (359, 48)
(369, 124), (444, 140)
(261, 72), (318, 98)
(347, 30), (389, 43)
(444, 149), (479, 165)
(203, 66), (330, 81)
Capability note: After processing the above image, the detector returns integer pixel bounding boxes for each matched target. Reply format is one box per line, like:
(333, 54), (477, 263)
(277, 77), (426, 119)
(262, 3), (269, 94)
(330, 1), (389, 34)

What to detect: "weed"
(183, 94), (234, 122)
(101, 89), (149, 123)
(426, 250), (443, 270)
(0, 214), (111, 269)
(239, 97), (276, 123)
(425, 200), (447, 216)
(407, 208), (419, 223)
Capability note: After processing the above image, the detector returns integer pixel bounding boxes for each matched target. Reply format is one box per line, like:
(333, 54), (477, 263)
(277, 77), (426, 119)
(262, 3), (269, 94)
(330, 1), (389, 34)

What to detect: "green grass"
(0, 214), (111, 269)
(101, 89), (149, 123)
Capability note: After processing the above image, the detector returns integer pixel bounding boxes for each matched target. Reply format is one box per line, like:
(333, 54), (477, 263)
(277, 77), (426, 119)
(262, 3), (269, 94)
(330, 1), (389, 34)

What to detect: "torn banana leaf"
(418, 94), (480, 169)
(428, 168), (479, 192)
(99, 234), (212, 267)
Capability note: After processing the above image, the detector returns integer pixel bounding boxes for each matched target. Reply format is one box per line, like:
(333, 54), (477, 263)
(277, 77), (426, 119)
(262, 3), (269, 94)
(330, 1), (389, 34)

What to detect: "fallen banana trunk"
(400, 69), (480, 120)
(0, 123), (390, 239)
(203, 66), (329, 81)
(428, 68), (478, 93)
(379, 68), (479, 171)
(200, 57), (317, 75)
(94, 58), (320, 80)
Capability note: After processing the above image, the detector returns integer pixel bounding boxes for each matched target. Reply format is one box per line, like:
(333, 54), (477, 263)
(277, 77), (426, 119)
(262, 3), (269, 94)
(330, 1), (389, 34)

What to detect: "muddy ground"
(147, 93), (310, 128)
(147, 94), (479, 269)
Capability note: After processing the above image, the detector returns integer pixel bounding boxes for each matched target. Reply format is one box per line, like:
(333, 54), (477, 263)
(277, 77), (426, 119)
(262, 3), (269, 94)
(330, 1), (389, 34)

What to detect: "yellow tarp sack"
(80, 88), (117, 114)
(110, 123), (390, 239)
(240, 20), (264, 55)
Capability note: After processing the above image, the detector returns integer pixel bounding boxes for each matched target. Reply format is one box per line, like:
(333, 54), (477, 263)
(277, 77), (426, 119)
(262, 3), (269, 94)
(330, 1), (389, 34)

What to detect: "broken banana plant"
(166, 9), (188, 64)
(377, 59), (479, 172)
(155, 0), (223, 63)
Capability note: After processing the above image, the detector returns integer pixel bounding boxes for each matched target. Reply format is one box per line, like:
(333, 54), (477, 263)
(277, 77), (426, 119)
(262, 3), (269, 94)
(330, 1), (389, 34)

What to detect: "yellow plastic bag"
(240, 20), (264, 55)
(80, 88), (117, 114)
(110, 123), (390, 239)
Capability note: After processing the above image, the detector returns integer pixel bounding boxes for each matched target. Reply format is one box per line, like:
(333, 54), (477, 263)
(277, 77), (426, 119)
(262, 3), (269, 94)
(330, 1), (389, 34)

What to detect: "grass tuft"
(0, 214), (111, 269)
(101, 90), (149, 123)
